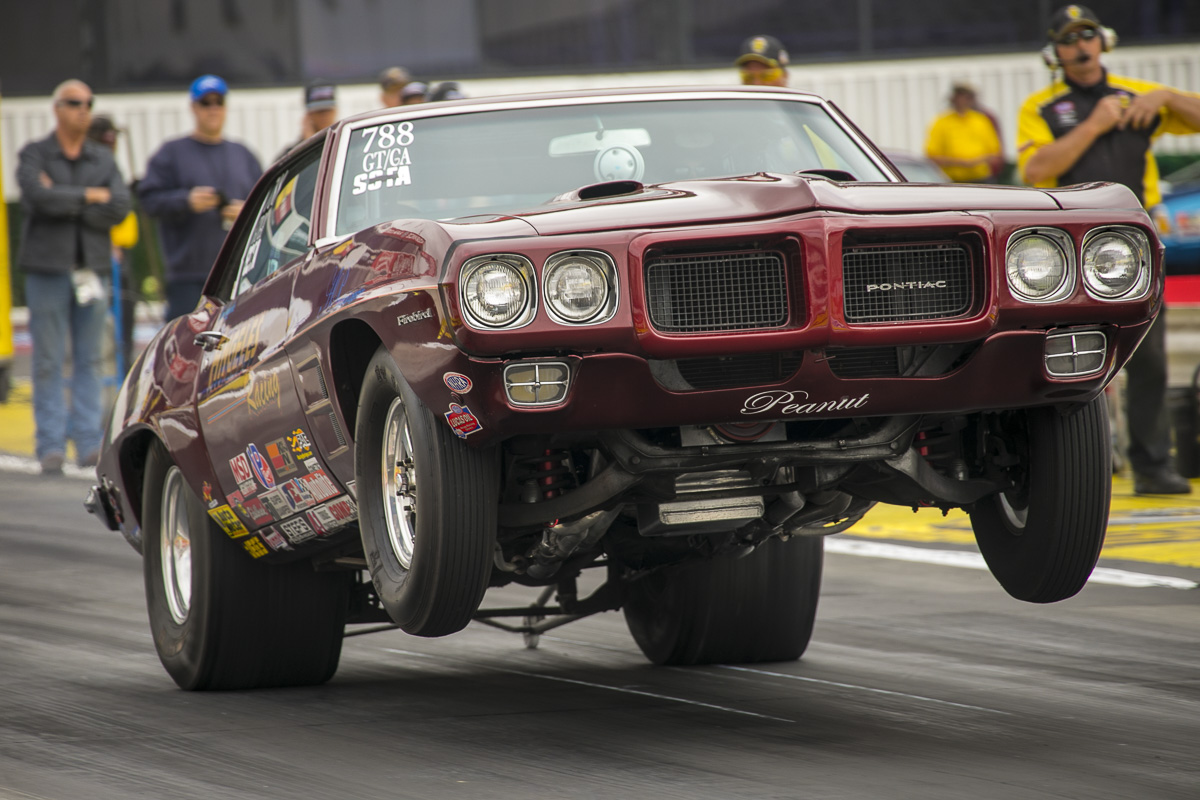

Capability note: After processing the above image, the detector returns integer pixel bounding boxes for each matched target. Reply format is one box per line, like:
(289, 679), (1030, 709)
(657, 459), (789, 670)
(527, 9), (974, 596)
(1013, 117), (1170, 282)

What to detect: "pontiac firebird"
(86, 87), (1160, 690)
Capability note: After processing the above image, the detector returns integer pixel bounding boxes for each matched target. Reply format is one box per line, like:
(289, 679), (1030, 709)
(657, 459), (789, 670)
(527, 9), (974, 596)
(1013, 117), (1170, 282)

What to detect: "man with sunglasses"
(735, 35), (789, 88)
(1018, 5), (1200, 495)
(16, 79), (131, 474)
(139, 74), (262, 322)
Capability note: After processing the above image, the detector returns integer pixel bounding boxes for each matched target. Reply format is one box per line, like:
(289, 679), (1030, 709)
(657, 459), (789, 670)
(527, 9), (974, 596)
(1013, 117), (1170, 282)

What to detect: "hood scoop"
(552, 180), (646, 203)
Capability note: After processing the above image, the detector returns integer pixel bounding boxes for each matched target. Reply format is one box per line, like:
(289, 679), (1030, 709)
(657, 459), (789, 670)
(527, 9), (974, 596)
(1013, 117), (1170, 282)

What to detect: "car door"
(195, 149), (326, 543)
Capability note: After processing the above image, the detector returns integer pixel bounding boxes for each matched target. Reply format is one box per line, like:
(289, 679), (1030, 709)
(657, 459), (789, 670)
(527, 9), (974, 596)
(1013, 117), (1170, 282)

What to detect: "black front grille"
(842, 242), (972, 323)
(674, 352), (804, 390)
(645, 251), (788, 332)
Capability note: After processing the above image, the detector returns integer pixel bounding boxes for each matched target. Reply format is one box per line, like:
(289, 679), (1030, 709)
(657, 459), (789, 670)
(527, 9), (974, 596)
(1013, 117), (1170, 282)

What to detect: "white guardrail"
(3, 44), (1199, 201)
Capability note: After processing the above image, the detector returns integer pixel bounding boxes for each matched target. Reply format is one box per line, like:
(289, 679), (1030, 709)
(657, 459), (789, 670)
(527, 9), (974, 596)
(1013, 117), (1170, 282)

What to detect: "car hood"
(503, 173), (1139, 236)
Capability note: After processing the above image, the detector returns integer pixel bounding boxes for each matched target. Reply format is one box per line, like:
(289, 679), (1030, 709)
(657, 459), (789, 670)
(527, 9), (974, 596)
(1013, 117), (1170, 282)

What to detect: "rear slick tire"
(623, 536), (824, 666)
(968, 397), (1110, 603)
(141, 441), (350, 690)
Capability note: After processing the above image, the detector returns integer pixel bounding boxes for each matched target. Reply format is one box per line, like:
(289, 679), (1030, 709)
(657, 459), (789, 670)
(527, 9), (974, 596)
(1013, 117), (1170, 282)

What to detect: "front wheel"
(623, 536), (824, 666)
(141, 441), (350, 690)
(355, 347), (499, 637)
(968, 397), (1110, 603)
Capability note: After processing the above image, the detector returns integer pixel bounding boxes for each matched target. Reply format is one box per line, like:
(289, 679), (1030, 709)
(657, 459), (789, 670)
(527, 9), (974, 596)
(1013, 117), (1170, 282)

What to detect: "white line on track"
(710, 665), (1010, 714)
(0, 454), (96, 480)
(825, 537), (1199, 590)
(381, 647), (794, 723)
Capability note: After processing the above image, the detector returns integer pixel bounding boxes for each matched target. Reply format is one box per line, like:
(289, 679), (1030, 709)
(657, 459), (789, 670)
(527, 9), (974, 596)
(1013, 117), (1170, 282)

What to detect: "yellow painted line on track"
(0, 378), (33, 457)
(855, 475), (1200, 569)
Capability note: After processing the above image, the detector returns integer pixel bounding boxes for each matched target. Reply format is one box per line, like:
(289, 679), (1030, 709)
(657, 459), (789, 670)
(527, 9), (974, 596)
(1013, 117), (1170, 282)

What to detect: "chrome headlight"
(543, 250), (618, 325)
(1006, 229), (1073, 302)
(460, 255), (536, 329)
(1081, 227), (1151, 300)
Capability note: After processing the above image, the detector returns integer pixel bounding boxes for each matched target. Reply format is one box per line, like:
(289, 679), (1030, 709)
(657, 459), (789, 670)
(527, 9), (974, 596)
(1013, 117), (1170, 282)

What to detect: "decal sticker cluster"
(222, 427), (361, 547)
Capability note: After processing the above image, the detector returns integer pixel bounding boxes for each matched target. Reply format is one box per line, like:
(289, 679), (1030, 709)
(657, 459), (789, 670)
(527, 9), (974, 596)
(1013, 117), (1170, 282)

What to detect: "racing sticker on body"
(247, 443), (276, 490)
(239, 496), (275, 526)
(260, 526), (292, 552)
(266, 437), (298, 477)
(298, 469), (340, 503)
(208, 504), (250, 539)
(282, 478), (316, 513)
(279, 516), (317, 545)
(306, 495), (359, 535)
(260, 488), (292, 520)
(443, 372), (472, 393)
(243, 536), (269, 559)
(351, 122), (415, 196)
(229, 453), (257, 497)
(740, 390), (871, 416)
(445, 403), (482, 438)
(289, 428), (314, 461)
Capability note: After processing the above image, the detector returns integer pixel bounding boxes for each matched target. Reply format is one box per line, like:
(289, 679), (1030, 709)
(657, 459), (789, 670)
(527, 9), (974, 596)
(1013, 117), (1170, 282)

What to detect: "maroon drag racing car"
(87, 87), (1161, 690)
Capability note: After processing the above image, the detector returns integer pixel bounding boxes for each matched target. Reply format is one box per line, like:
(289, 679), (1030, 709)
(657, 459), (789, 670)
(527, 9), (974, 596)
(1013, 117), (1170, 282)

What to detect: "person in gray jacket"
(17, 79), (130, 474)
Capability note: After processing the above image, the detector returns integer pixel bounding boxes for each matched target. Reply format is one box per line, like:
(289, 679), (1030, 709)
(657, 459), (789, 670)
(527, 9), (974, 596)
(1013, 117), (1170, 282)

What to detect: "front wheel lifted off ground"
(355, 346), (499, 637)
(969, 396), (1111, 603)
(141, 440), (350, 690)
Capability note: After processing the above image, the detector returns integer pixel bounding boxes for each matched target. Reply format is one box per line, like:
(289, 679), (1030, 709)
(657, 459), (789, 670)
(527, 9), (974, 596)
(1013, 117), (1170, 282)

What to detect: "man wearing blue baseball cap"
(139, 75), (263, 321)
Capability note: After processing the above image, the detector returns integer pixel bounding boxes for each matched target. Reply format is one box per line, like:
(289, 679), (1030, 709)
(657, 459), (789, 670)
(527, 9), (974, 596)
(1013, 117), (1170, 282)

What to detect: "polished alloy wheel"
(160, 466), (193, 623)
(382, 397), (417, 569)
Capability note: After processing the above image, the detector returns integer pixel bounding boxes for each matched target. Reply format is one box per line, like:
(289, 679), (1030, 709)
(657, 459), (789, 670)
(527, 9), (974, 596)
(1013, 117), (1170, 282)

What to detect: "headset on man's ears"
(1041, 26), (1118, 68)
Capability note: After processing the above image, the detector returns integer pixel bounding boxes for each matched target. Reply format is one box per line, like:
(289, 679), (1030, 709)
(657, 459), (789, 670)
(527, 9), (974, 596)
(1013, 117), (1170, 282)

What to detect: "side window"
(231, 153), (321, 298)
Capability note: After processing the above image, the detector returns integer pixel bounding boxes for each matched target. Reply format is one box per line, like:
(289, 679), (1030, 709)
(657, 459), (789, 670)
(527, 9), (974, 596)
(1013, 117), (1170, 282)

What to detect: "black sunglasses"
(59, 97), (93, 109)
(197, 96), (225, 107)
(1057, 28), (1099, 45)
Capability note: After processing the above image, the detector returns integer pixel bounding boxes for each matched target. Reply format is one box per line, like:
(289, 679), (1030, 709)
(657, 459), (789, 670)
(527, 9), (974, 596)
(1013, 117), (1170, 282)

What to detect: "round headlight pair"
(459, 251), (616, 329)
(1006, 227), (1150, 302)
(1082, 228), (1149, 299)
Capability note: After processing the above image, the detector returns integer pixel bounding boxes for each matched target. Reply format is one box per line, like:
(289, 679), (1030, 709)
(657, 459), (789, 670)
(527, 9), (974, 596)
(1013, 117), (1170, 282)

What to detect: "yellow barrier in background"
(0, 87), (14, 403)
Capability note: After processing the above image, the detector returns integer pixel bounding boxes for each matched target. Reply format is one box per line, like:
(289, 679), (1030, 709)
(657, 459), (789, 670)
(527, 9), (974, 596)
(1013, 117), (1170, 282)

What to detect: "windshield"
(333, 97), (891, 236)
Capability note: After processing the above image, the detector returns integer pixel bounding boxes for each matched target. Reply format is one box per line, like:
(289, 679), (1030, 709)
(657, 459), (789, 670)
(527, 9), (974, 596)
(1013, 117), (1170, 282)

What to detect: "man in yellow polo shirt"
(1018, 4), (1200, 495)
(924, 83), (1002, 183)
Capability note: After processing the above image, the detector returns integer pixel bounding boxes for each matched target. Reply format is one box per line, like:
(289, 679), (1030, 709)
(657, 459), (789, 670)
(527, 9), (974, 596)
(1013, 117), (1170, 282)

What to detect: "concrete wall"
(3, 44), (1199, 201)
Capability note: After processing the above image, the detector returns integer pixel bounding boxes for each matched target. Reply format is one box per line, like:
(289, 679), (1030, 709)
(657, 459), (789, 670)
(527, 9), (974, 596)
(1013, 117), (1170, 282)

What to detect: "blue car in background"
(1153, 161), (1200, 275)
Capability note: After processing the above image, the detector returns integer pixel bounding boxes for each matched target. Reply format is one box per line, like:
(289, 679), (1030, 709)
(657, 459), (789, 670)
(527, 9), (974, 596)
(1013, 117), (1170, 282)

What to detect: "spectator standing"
(925, 82), (1004, 183)
(139, 75), (262, 322)
(277, 80), (339, 161)
(86, 114), (137, 374)
(735, 36), (789, 87)
(400, 82), (428, 105)
(427, 82), (465, 102)
(1018, 4), (1200, 494)
(379, 66), (411, 108)
(16, 79), (131, 474)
